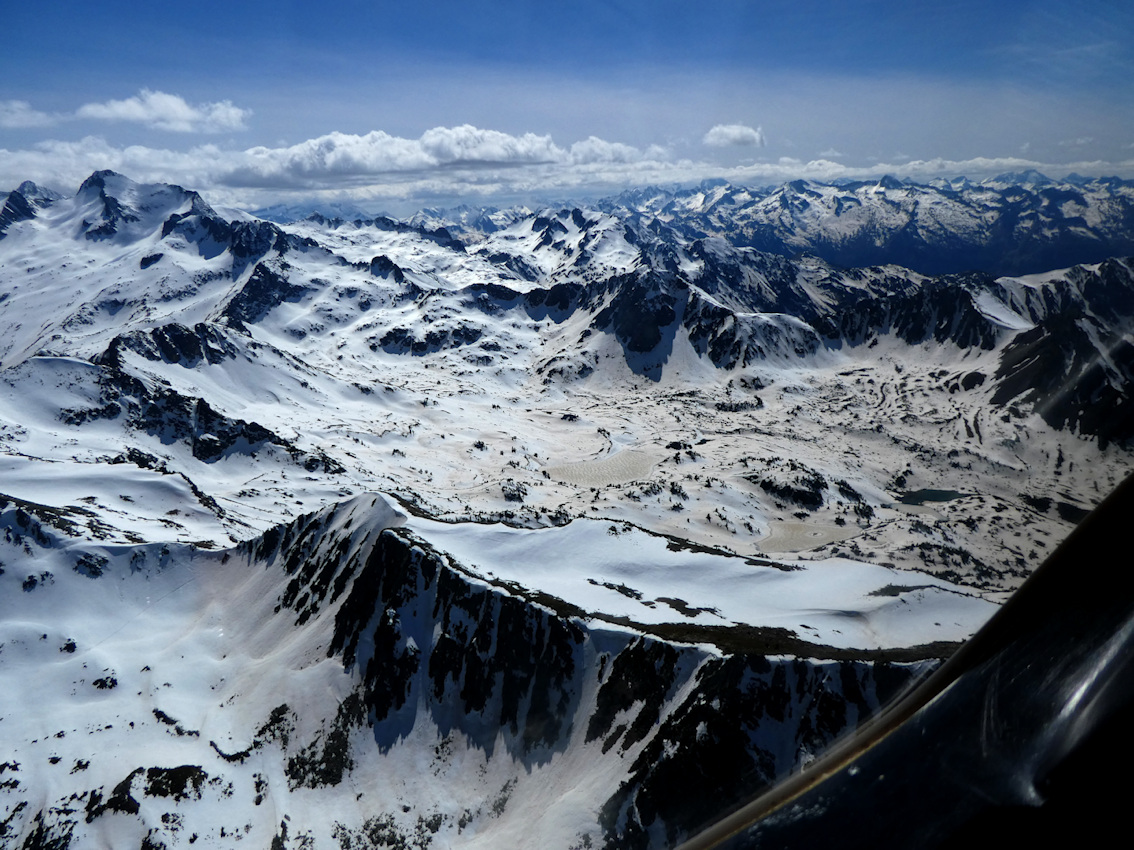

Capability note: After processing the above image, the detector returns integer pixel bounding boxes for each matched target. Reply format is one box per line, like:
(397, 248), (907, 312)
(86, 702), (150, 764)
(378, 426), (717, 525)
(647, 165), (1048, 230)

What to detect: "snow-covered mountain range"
(1, 170), (1131, 848)
(360, 172), (1134, 279)
(589, 173), (1134, 277)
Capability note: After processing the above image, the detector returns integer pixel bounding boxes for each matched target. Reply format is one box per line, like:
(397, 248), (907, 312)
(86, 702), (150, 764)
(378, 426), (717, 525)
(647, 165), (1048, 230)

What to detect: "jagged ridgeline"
(0, 495), (935, 849)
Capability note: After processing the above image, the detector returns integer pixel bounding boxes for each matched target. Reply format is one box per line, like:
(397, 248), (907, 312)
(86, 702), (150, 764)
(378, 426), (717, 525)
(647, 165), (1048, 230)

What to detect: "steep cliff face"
(259, 502), (940, 848)
(0, 496), (932, 849)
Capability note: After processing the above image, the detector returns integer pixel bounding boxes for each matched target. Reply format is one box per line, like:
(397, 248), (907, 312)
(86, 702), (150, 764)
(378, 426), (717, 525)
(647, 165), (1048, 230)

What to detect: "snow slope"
(1, 493), (960, 848)
(1, 171), (1131, 848)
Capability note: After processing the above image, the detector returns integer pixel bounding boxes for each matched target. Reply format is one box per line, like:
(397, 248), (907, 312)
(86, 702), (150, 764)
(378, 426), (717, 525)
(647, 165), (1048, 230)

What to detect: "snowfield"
(409, 511), (997, 650)
(0, 170), (1131, 848)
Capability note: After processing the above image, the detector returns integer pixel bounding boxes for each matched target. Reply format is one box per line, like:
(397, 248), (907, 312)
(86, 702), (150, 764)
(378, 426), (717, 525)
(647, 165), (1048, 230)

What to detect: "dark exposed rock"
(369, 255), (406, 283)
(592, 274), (678, 354)
(482, 251), (541, 281)
(586, 638), (679, 752)
(74, 553), (108, 578)
(61, 363), (339, 474)
(377, 324), (483, 355)
(501, 480), (527, 503)
(320, 524), (587, 755)
(286, 694), (366, 790)
(0, 188), (36, 239)
(77, 173), (140, 241)
(14, 809), (74, 850)
(144, 766), (208, 801)
(344, 214), (466, 252)
(100, 322), (238, 369)
(1, 492), (101, 542)
(597, 656), (914, 849)
(222, 262), (312, 330)
(749, 464), (829, 511)
(993, 309), (1134, 448)
(86, 767), (143, 821)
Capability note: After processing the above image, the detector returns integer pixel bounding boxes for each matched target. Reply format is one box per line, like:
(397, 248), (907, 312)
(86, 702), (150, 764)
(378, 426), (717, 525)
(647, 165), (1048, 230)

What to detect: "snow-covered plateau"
(1, 171), (1131, 849)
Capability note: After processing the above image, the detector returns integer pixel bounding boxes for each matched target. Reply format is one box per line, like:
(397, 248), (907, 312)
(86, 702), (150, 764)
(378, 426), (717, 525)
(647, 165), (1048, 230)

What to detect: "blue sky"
(3, 1), (1132, 211)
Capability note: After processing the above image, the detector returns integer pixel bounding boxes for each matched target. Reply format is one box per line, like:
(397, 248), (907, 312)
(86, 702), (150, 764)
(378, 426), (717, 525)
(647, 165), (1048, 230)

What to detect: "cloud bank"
(2, 124), (1131, 212)
(221, 126), (672, 193)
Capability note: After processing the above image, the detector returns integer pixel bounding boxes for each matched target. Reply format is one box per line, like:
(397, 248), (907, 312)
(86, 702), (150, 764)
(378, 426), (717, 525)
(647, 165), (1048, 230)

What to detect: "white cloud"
(239, 131), (433, 183)
(3, 127), (1132, 213)
(0, 100), (57, 129)
(419, 125), (561, 165)
(225, 127), (669, 189)
(703, 124), (766, 148)
(227, 128), (562, 190)
(569, 136), (661, 164)
(75, 90), (249, 133)
(818, 148), (845, 158)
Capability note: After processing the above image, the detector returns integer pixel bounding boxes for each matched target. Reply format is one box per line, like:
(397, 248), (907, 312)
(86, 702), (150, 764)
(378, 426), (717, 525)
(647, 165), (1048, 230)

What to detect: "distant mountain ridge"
(23, 171), (1126, 279)
(358, 173), (1134, 278)
(609, 173), (1134, 277)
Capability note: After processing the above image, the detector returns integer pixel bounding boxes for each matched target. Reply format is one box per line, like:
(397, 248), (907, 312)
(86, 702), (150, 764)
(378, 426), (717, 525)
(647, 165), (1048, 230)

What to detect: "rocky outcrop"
(221, 262), (313, 330)
(60, 359), (341, 470)
(0, 188), (36, 239)
(100, 322), (239, 369)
